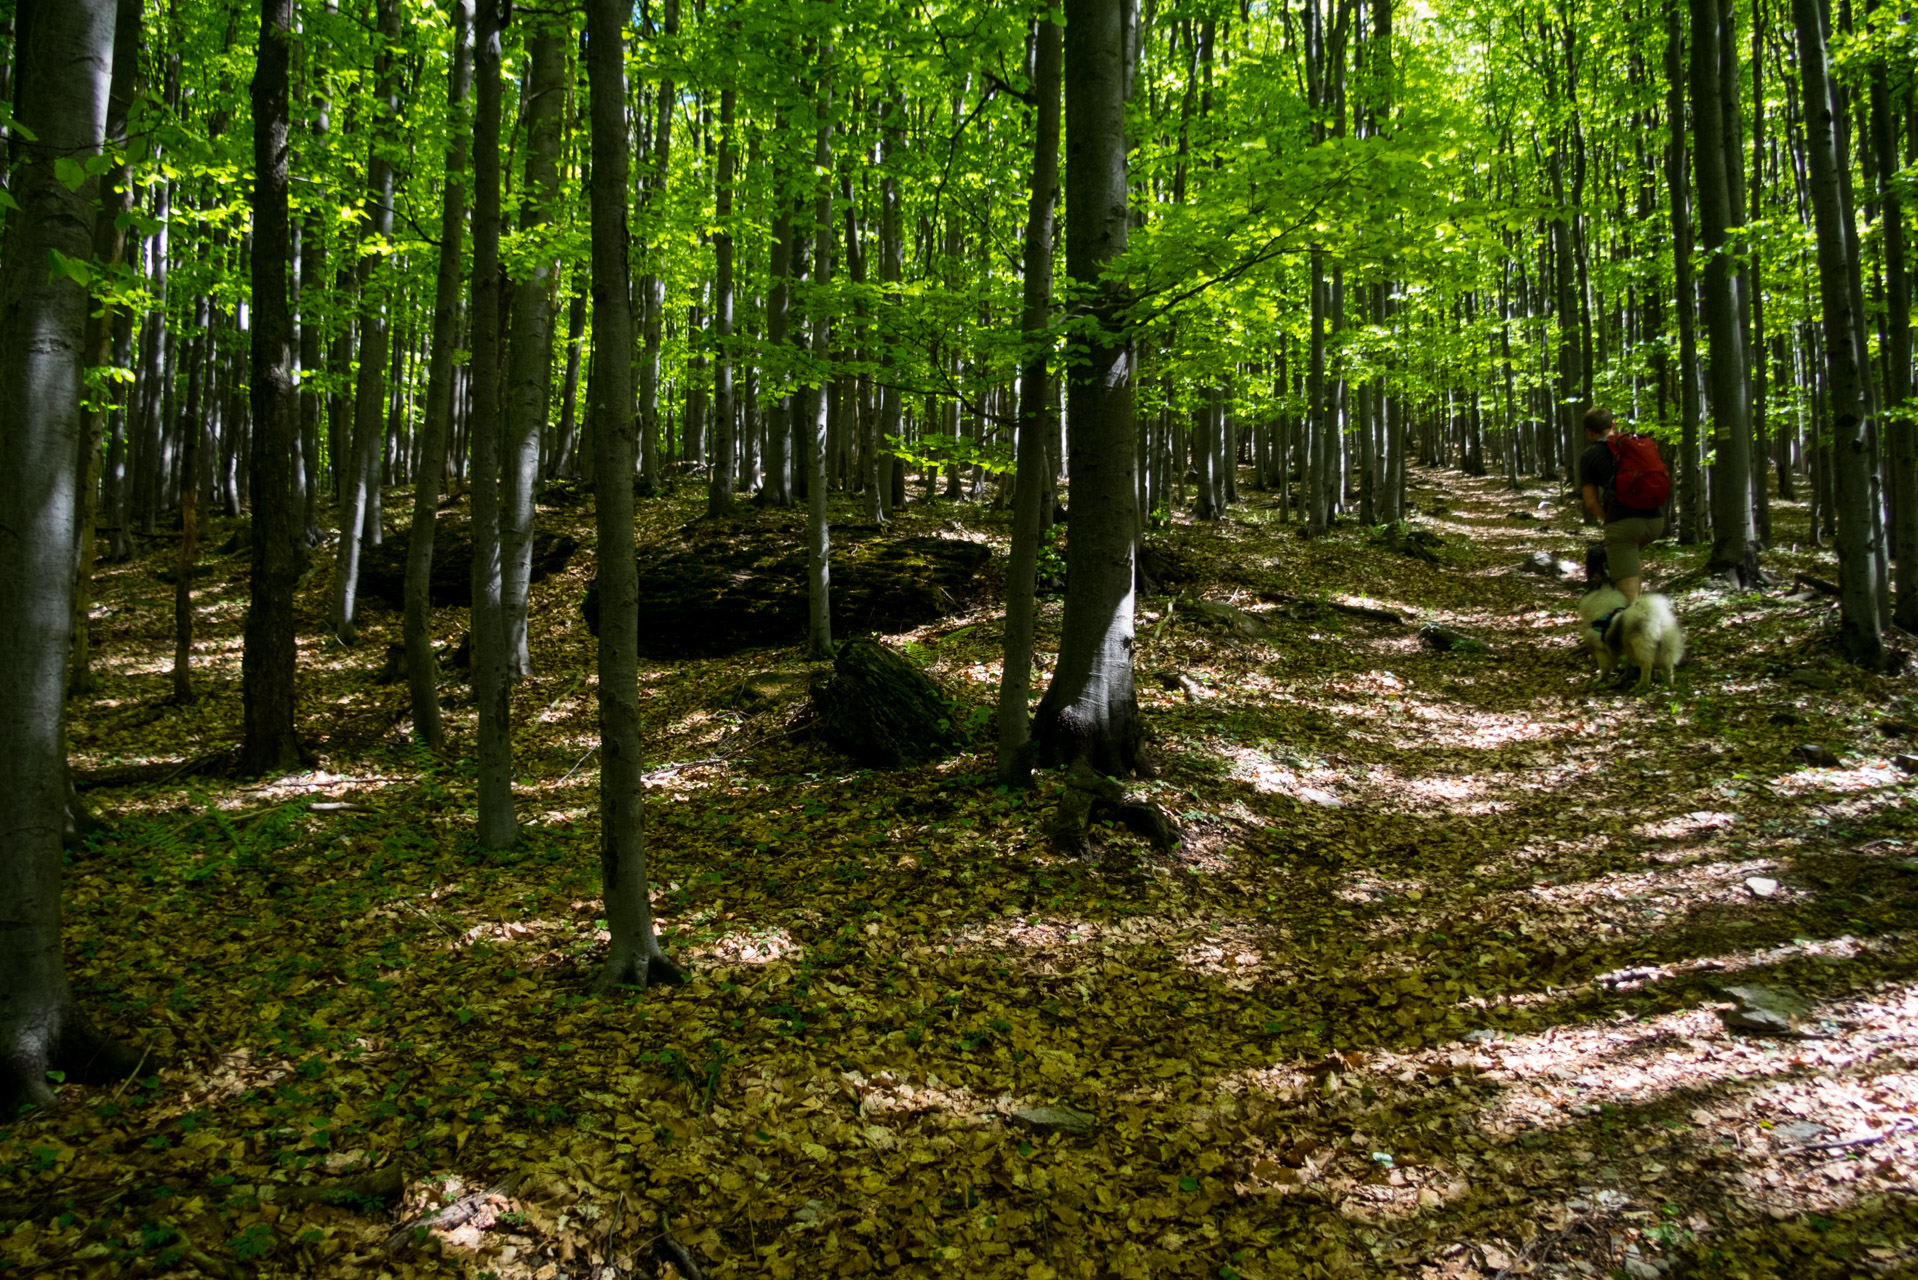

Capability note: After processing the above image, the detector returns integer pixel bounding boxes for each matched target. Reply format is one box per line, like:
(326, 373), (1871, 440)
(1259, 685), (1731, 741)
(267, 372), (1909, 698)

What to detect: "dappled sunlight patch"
(677, 925), (806, 966)
(1771, 761), (1911, 797)
(1637, 809), (1738, 841)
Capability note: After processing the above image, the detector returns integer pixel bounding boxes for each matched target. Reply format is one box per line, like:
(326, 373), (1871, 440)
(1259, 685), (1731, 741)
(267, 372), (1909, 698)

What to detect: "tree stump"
(813, 638), (961, 769)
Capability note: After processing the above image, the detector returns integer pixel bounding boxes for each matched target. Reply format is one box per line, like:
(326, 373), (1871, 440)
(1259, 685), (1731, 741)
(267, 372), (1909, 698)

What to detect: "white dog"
(1579, 588), (1684, 691)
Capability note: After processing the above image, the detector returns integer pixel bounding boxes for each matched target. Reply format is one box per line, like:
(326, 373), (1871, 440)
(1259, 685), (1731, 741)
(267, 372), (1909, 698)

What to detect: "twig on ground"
(655, 1209), (707, 1280)
(1790, 1118), (1918, 1154)
(383, 1172), (526, 1251)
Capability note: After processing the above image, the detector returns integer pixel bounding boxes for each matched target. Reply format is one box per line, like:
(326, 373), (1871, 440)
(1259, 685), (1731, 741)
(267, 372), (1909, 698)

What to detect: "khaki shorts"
(1604, 516), (1665, 580)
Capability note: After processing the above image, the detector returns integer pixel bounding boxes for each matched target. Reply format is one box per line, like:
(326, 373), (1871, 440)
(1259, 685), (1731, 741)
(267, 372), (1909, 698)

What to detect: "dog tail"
(1637, 593), (1685, 667)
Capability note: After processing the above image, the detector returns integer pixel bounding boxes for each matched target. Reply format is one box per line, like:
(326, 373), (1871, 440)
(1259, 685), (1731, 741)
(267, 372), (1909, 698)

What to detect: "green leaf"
(54, 156), (87, 192)
(48, 249), (92, 287)
(1178, 1175), (1199, 1193)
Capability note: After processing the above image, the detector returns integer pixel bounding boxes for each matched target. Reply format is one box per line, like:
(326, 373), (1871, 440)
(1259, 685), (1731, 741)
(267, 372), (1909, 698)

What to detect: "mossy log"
(583, 521), (989, 658)
(813, 638), (960, 769)
(357, 519), (579, 610)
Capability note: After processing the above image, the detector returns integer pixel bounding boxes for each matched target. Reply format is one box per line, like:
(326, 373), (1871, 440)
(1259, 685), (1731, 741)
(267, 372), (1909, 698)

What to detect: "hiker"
(1577, 408), (1669, 603)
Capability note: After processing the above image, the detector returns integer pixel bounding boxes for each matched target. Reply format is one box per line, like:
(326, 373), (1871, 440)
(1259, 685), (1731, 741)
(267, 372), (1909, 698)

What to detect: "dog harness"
(1591, 609), (1622, 635)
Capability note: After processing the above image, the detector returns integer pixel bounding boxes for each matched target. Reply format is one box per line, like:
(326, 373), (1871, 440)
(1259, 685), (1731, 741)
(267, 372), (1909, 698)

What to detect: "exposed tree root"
(1046, 760), (1181, 857)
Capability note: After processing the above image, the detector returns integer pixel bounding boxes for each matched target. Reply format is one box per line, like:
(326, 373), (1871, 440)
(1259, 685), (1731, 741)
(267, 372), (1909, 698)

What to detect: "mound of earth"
(585, 521), (990, 658)
(357, 519), (580, 610)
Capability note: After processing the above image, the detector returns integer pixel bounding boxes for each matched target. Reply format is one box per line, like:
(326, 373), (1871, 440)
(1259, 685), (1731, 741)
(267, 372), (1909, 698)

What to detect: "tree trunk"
(1870, 31), (1915, 630)
(172, 311), (208, 705)
(1665, 0), (1706, 544)
(403, 0), (473, 752)
(708, 81), (738, 516)
(330, 0), (402, 643)
(998, 17), (1060, 789)
(634, 0), (676, 488)
(1793, 0), (1885, 664)
(241, 0), (303, 774)
(500, 21), (563, 680)
(67, 0), (140, 698)
(761, 197), (794, 506)
(585, 0), (680, 993)
(0, 0), (141, 1113)
(297, 29), (330, 549)
(1690, 0), (1761, 582)
(806, 78), (834, 659)
(877, 90), (904, 518)
(470, 0), (515, 849)
(552, 287), (586, 477)
(1032, 0), (1146, 779)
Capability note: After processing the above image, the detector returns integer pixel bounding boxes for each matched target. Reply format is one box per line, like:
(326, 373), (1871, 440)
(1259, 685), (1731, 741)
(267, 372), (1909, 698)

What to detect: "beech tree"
(0, 0), (140, 1110)
(586, 0), (681, 992)
(1030, 0), (1148, 779)
(240, 0), (302, 775)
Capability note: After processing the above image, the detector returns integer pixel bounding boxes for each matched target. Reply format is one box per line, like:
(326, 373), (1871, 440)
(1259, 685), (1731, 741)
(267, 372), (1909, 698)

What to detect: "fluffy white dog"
(1578, 588), (1684, 691)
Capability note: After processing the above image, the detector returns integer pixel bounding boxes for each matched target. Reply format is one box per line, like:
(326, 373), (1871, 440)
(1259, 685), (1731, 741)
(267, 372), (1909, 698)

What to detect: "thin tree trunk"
(0, 0), (140, 1113)
(998, 16), (1060, 789)
(240, 0), (303, 774)
(805, 76), (834, 658)
(501, 21), (564, 680)
(329, 0), (402, 643)
(1691, 0), (1761, 582)
(470, 0), (515, 849)
(1031, 0), (1146, 778)
(67, 0), (140, 698)
(636, 0), (676, 488)
(761, 197), (794, 506)
(1794, 0), (1884, 664)
(1870, 23), (1915, 630)
(552, 287), (586, 477)
(585, 0), (681, 993)
(708, 81), (738, 516)
(403, 0), (473, 752)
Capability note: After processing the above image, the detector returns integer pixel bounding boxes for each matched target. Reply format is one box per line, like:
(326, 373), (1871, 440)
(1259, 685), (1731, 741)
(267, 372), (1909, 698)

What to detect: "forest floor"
(6, 465), (1918, 1280)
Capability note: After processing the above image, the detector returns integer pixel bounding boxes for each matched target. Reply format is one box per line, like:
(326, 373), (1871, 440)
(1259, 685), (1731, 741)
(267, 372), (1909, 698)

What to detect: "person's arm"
(1582, 483), (1605, 522)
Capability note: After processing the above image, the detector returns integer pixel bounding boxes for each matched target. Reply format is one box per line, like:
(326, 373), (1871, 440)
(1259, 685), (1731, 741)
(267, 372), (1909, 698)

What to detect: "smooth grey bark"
(67, 0), (140, 698)
(1664, 0), (1706, 543)
(330, 0), (402, 642)
(470, 0), (515, 849)
(806, 79), (834, 659)
(1872, 30), (1916, 630)
(1690, 0), (1761, 582)
(0, 0), (141, 1113)
(585, 0), (680, 993)
(404, 0), (474, 752)
(242, 0), (303, 775)
(1793, 0), (1884, 665)
(297, 28), (330, 549)
(1031, 0), (1147, 779)
(998, 17), (1061, 789)
(500, 22), (563, 680)
(635, 0), (676, 487)
(172, 308), (208, 705)
(1306, 248), (1328, 533)
(709, 81), (738, 516)
(761, 198), (794, 506)
(552, 287), (586, 477)
(876, 88), (904, 519)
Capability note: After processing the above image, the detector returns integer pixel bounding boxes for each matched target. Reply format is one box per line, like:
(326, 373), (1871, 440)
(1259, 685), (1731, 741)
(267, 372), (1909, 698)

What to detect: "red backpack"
(1607, 433), (1671, 510)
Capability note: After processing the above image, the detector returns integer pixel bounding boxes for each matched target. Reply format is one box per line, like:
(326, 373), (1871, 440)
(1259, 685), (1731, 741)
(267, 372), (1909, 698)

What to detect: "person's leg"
(1606, 520), (1647, 602)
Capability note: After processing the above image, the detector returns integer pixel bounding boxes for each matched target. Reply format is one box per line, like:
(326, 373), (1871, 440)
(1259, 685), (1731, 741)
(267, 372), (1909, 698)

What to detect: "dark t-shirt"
(1579, 438), (1664, 523)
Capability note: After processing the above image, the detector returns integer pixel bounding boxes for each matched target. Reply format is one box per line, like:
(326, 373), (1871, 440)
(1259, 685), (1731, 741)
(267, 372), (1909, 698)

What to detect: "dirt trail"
(9, 470), (1918, 1279)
